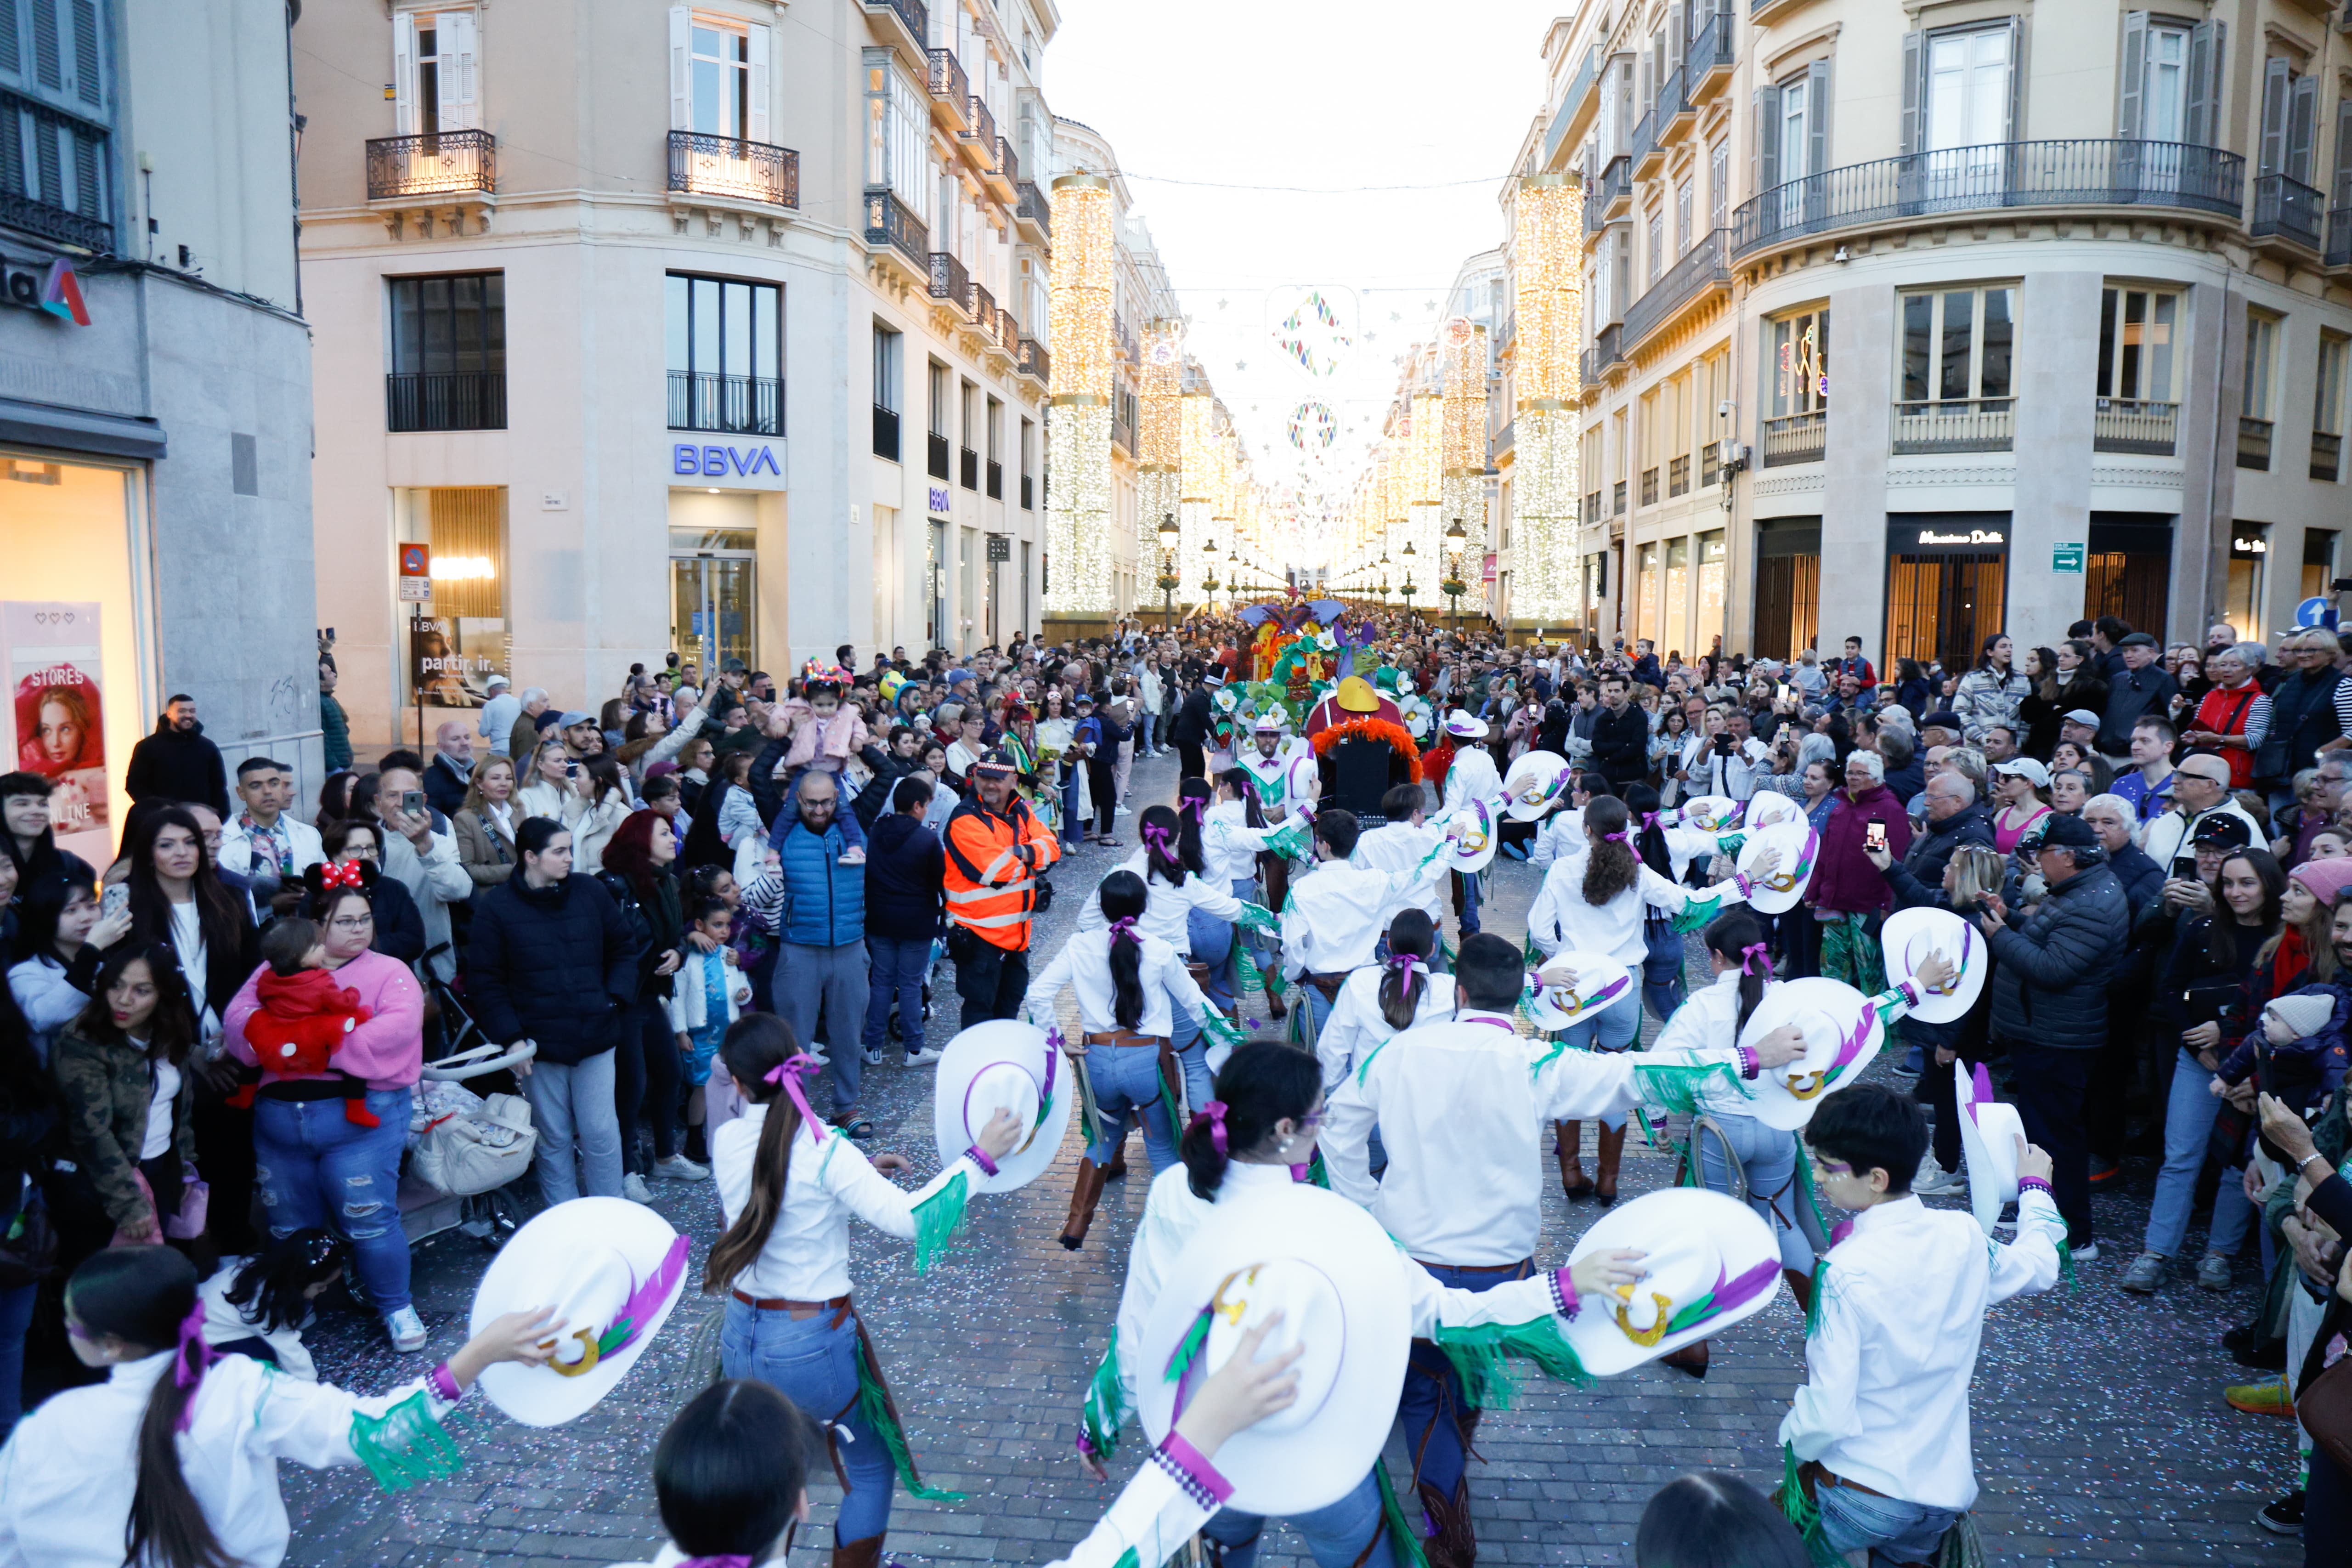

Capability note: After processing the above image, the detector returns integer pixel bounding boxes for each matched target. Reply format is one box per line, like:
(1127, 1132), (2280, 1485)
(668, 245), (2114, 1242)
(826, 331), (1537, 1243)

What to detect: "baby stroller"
(396, 1039), (539, 1251)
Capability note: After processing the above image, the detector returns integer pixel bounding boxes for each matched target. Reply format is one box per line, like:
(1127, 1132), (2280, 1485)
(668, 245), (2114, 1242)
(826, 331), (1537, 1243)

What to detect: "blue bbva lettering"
(677, 443), (779, 479)
(673, 444), (700, 475)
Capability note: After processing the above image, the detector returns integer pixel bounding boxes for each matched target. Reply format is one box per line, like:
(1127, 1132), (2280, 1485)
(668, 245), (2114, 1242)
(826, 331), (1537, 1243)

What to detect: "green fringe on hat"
(1774, 1443), (1844, 1567)
(1670, 891), (1730, 934)
(1373, 1462), (1433, 1568)
(350, 1387), (464, 1492)
(854, 1334), (968, 1502)
(1936, 1512), (1990, 1568)
(1632, 1059), (1749, 1116)
(1080, 1330), (1125, 1464)
(1435, 1316), (1595, 1410)
(910, 1169), (970, 1275)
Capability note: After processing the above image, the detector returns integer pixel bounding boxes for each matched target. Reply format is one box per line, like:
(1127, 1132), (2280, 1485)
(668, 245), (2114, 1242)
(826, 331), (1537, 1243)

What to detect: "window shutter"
(67, 0), (96, 107)
(2184, 21), (2221, 147)
(2117, 12), (2146, 137)
(2002, 16), (2025, 143)
(2334, 97), (2352, 210)
(393, 10), (417, 135)
(747, 23), (770, 144)
(668, 5), (692, 132)
(1900, 31), (1923, 154)
(1806, 60), (1832, 179)
(2286, 72), (2315, 186)
(437, 9), (477, 130)
(1668, 8), (1683, 80)
(2259, 57), (2288, 177)
(1753, 85), (1781, 196)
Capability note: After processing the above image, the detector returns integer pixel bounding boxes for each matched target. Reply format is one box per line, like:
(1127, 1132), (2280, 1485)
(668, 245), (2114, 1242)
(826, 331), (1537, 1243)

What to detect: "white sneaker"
(1915, 1160), (1968, 1197)
(904, 1046), (945, 1066)
(384, 1306), (427, 1353)
(2070, 1241), (2101, 1264)
(654, 1153), (709, 1182)
(1116, 803), (1133, 816)
(623, 1172), (655, 1204)
(803, 1048), (831, 1066)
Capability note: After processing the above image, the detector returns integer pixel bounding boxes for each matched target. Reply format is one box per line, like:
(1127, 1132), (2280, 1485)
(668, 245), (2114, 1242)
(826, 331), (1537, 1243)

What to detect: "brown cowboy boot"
(1102, 1139), (1129, 1180)
(1415, 1479), (1478, 1568)
(1059, 1158), (1108, 1250)
(1554, 1119), (1593, 1200)
(1659, 1340), (1709, 1379)
(1592, 1121), (1629, 1206)
(831, 1534), (884, 1568)
(1263, 966), (1288, 1019)
(1783, 1267), (1814, 1316)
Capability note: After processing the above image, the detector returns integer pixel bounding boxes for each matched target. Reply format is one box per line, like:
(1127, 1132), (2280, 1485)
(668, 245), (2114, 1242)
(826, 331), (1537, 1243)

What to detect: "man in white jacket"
(215, 757), (323, 911)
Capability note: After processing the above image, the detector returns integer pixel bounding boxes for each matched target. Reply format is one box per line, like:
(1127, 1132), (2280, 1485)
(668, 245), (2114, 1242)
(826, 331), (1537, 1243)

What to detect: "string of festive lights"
(1511, 173), (1584, 630)
(1045, 174), (1115, 618)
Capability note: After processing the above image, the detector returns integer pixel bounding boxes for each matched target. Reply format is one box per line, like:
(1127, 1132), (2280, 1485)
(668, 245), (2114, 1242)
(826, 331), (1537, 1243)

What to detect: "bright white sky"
(1043, 0), (1564, 561)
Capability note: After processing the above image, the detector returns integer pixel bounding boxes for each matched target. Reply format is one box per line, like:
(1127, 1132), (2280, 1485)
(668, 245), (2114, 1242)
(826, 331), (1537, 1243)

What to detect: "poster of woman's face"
(12, 667), (107, 831)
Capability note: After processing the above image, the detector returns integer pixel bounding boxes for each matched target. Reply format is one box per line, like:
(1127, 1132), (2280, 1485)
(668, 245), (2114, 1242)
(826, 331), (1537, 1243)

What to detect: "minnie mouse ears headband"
(303, 860), (379, 896)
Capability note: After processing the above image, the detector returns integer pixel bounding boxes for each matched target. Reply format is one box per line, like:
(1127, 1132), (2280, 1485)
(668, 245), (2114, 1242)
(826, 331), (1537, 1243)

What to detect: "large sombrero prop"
(1735, 819), (1818, 916)
(1438, 795), (1502, 874)
(1502, 750), (1574, 821)
(1736, 977), (1884, 1131)
(1525, 949), (1636, 1033)
(1956, 1061), (2028, 1235)
(1559, 1189), (1782, 1376)
(1673, 795), (1742, 833)
(1743, 791), (1803, 831)
(470, 1198), (691, 1426)
(933, 1020), (1074, 1194)
(1879, 907), (1984, 1025)
(1136, 1184), (1411, 1515)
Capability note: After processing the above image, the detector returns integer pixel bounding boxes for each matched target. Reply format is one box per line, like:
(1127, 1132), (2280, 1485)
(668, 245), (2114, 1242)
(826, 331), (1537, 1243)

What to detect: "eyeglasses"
(328, 914), (373, 932)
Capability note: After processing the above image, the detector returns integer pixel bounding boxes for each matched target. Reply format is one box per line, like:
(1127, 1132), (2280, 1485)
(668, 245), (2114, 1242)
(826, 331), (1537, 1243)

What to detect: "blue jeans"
(254, 1086), (416, 1316)
(777, 941), (868, 1117)
(1189, 901), (1237, 1011)
(1642, 917), (1687, 1026)
(2143, 1047), (2260, 1260)
(0, 1276), (33, 1433)
(1553, 1002), (1641, 1132)
(863, 934), (932, 1058)
(1201, 1466), (1396, 1568)
(1061, 767), (1088, 850)
(521, 1048), (624, 1206)
(1693, 1111), (1813, 1274)
(1402, 1260), (1530, 1505)
(1452, 868), (1482, 934)
(720, 1300), (894, 1546)
(1082, 1042), (1178, 1168)
(1812, 1473), (1961, 1566)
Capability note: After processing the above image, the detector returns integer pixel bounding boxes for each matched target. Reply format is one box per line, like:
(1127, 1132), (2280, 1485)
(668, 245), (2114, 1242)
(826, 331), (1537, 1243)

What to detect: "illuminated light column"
(1441, 317), (1489, 621)
(1511, 173), (1584, 636)
(1408, 389), (1443, 601)
(1179, 390), (1217, 606)
(1045, 173), (1115, 623)
(1137, 319), (1185, 613)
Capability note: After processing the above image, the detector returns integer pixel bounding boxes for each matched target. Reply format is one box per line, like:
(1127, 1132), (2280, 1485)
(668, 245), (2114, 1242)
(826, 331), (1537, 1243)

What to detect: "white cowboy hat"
(1743, 792), (1802, 831)
(1525, 950), (1636, 1033)
(1673, 795), (1742, 833)
(1444, 708), (1488, 739)
(1735, 977), (1884, 1132)
(1956, 1060), (2027, 1235)
(1438, 796), (1502, 874)
(1501, 750), (1574, 821)
(1879, 907), (1985, 1026)
(933, 1020), (1074, 1194)
(470, 1198), (690, 1427)
(1252, 711), (1286, 735)
(1736, 819), (1818, 916)
(1136, 1184), (1410, 1516)
(1560, 1189), (1782, 1376)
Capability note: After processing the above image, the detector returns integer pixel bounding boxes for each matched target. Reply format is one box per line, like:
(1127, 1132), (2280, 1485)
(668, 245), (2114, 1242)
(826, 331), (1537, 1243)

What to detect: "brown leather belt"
(1185, 960), (1213, 990)
(730, 1289), (853, 1326)
(1410, 1257), (1535, 1277)
(1083, 1029), (1170, 1047)
(1305, 972), (1350, 1002)
(1798, 1460), (1889, 1500)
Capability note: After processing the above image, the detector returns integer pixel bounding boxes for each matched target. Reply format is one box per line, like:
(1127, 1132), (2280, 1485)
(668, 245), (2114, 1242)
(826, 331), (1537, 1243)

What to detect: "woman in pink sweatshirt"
(220, 862), (429, 1352)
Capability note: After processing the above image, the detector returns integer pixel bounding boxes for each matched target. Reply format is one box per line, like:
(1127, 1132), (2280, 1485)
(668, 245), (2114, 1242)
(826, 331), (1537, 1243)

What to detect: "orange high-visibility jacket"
(942, 792), (1062, 951)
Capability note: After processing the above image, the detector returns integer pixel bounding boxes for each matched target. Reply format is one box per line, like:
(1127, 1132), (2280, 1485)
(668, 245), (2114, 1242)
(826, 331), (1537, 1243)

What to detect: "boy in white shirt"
(1782, 1084), (2066, 1565)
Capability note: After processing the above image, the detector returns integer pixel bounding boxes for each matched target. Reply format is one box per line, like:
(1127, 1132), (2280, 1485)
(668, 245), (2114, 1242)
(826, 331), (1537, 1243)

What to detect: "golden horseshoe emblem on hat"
(1613, 1291), (1674, 1347)
(1783, 1070), (1829, 1100)
(541, 1327), (603, 1378)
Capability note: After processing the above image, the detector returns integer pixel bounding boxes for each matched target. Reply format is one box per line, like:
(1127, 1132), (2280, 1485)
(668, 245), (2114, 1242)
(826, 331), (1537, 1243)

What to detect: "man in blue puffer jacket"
(772, 771), (874, 1136)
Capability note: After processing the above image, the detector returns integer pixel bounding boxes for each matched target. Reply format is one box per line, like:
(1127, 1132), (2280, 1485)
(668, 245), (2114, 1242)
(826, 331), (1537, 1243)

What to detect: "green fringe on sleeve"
(1631, 1059), (1750, 1115)
(2054, 1237), (2080, 1294)
(1868, 985), (1910, 1025)
(1715, 832), (1747, 857)
(350, 1389), (465, 1493)
(1264, 820), (1311, 862)
(1774, 1443), (1845, 1568)
(1197, 1006), (1245, 1052)
(1669, 891), (1730, 933)
(1233, 943), (1270, 1006)
(1794, 1141), (1829, 1242)
(1355, 1036), (1393, 1089)
(1521, 929), (1545, 967)
(1374, 1462), (1433, 1568)
(1306, 1149), (1331, 1189)
(1235, 901), (1280, 936)
(1081, 1330), (1126, 1463)
(1109, 1548), (1140, 1568)
(1159, 1054), (1188, 1121)
(1804, 1257), (1831, 1337)
(1433, 1317), (1594, 1410)
(910, 1169), (971, 1275)
(854, 1333), (969, 1501)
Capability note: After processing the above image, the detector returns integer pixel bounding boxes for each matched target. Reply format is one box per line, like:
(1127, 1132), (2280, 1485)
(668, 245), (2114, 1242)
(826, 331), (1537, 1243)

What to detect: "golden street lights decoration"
(1442, 514), (1470, 633)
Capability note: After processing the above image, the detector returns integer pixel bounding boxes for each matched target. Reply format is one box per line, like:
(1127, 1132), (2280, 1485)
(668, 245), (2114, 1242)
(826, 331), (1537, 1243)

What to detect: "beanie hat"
(2262, 991), (2336, 1041)
(2289, 856), (2352, 907)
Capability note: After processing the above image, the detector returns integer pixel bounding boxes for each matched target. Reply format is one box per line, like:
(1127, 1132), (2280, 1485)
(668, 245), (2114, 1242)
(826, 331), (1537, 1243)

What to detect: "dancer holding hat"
(702, 1014), (1026, 1568)
(1313, 907), (1455, 1100)
(1194, 770), (1309, 1020)
(1437, 710), (1501, 937)
(0, 1245), (562, 1568)
(1281, 809), (1456, 1045)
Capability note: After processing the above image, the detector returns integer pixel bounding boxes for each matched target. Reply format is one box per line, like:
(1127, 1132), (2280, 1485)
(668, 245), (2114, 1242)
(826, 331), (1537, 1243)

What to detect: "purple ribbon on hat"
(171, 1299), (215, 1432)
(1740, 942), (1771, 976)
(763, 1053), (831, 1139)
(1192, 1099), (1230, 1155)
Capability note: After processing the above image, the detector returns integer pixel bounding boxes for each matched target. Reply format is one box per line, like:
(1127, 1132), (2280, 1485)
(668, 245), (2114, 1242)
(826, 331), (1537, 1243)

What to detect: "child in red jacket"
(232, 917), (381, 1127)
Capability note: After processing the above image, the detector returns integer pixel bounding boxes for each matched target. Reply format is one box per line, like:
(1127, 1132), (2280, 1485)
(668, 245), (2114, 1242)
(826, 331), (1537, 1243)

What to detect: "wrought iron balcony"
(669, 371), (783, 436)
(986, 459), (1004, 498)
(961, 445), (980, 490)
(1018, 337), (1050, 385)
(1016, 181), (1052, 243)
(1630, 108), (1658, 174)
(972, 283), (998, 343)
(926, 49), (970, 131)
(863, 187), (928, 270)
(1021, 472), (1035, 509)
(386, 371), (505, 432)
(928, 430), (951, 479)
(1624, 228), (1729, 350)
(1761, 410), (1827, 467)
(994, 303), (1022, 354)
(0, 89), (111, 250)
(367, 128), (496, 201)
(2330, 207), (2352, 268)
(2238, 415), (2273, 471)
(989, 136), (1020, 195)
(2312, 430), (2342, 483)
(1891, 397), (2013, 455)
(873, 404), (901, 462)
(1595, 322), (1625, 371)
(1662, 63), (1693, 126)
(964, 96), (996, 153)
(1732, 139), (2245, 260)
(2250, 173), (2323, 252)
(862, 0), (927, 59)
(667, 130), (797, 209)
(2092, 398), (2177, 456)
(1687, 12), (1735, 97)
(1539, 45), (1601, 171)
(928, 251), (972, 315)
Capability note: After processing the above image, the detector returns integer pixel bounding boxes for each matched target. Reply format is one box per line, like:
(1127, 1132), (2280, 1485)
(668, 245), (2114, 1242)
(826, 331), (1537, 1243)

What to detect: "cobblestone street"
(281, 753), (2301, 1567)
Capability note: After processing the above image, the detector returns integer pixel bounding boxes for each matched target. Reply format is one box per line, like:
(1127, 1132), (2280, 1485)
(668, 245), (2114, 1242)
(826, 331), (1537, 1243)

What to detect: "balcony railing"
(1687, 12), (1735, 92)
(1595, 322), (1625, 371)
(1597, 153), (1631, 209)
(1891, 397), (2013, 454)
(1017, 181), (1052, 241)
(864, 187), (928, 269)
(1629, 108), (1657, 169)
(1579, 349), (1595, 387)
(928, 250), (972, 315)
(2312, 430), (2342, 483)
(1661, 64), (1691, 125)
(995, 304), (1022, 354)
(2329, 208), (2352, 268)
(926, 49), (970, 129)
(386, 371), (505, 433)
(1018, 336), (1050, 384)
(991, 136), (1019, 188)
(366, 128), (496, 201)
(960, 446), (980, 490)
(1021, 473), (1034, 509)
(2238, 415), (2274, 471)
(1761, 410), (1827, 466)
(1640, 466), (1660, 507)
(928, 430), (950, 480)
(863, 0), (927, 52)
(972, 282), (998, 343)
(873, 404), (901, 462)
(669, 371), (782, 436)
(986, 459), (1004, 499)
(1624, 227), (1729, 349)
(2251, 172), (2324, 252)
(965, 95), (996, 153)
(0, 89), (111, 250)
(1732, 139), (2245, 259)
(1668, 453), (1690, 495)
(2092, 398), (2177, 456)
(667, 130), (797, 208)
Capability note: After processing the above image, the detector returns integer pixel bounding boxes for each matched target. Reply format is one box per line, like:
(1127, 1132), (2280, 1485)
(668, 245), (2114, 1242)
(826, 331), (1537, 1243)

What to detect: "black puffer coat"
(1984, 861), (2129, 1044)
(465, 873), (642, 1064)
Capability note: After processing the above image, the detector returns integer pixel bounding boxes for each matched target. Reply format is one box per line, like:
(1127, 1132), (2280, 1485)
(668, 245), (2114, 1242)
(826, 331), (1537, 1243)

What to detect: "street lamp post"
(1155, 512), (1180, 631)
(1442, 514), (1470, 636)
(1202, 537), (1220, 614)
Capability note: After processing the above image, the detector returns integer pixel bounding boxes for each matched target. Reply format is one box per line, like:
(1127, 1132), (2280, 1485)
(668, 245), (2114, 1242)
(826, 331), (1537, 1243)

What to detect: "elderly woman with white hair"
(1809, 746), (1916, 1014)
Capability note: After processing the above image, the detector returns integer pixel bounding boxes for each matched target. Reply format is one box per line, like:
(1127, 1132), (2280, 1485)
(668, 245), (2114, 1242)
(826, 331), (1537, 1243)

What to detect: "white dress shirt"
(2139, 796), (2267, 871)
(1314, 964), (1458, 1092)
(712, 1104), (986, 1301)
(1322, 1008), (1753, 1265)
(1440, 744), (1502, 818)
(1075, 851), (1257, 954)
(1025, 928), (1216, 1039)
(1526, 860), (1753, 971)
(199, 1257), (317, 1381)
(1279, 855), (1447, 979)
(1351, 820), (1450, 922)
(0, 1350), (451, 1568)
(1528, 804), (1586, 870)
(1200, 798), (1282, 887)
(1780, 1189), (2066, 1509)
